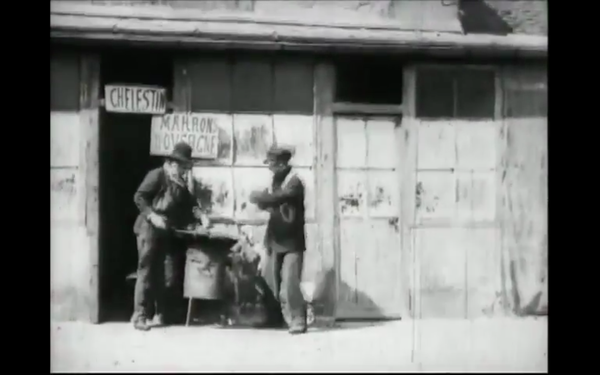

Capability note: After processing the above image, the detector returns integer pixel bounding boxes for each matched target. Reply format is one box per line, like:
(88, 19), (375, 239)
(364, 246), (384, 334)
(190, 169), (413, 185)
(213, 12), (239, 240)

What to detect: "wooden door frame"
(332, 113), (404, 320)
(400, 65), (417, 319)
(402, 63), (506, 320)
(326, 65), (414, 320)
(80, 53), (101, 324)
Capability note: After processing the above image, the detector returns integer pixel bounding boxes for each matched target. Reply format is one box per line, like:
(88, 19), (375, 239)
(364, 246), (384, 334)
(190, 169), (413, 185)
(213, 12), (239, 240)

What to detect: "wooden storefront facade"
(50, 1), (548, 323)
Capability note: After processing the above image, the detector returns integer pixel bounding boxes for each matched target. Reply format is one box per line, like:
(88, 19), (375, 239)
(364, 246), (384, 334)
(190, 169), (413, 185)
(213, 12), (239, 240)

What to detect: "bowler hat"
(167, 142), (193, 165)
(264, 145), (294, 164)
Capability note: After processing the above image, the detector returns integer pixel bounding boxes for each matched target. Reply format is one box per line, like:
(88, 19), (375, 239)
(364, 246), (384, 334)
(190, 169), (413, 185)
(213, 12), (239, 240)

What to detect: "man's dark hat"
(167, 142), (193, 165)
(264, 145), (294, 164)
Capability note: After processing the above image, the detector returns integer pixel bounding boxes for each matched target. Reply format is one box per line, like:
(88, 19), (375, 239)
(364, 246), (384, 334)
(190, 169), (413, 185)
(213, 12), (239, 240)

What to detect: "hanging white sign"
(104, 84), (166, 114)
(150, 113), (220, 160)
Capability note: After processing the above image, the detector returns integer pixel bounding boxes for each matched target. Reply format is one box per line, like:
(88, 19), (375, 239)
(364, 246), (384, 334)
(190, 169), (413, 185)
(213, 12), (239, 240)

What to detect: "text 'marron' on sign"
(104, 84), (167, 114)
(150, 113), (221, 160)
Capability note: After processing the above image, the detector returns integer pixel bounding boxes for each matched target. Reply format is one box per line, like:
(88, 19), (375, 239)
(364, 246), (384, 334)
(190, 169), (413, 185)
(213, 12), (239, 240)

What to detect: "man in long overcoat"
(250, 146), (308, 334)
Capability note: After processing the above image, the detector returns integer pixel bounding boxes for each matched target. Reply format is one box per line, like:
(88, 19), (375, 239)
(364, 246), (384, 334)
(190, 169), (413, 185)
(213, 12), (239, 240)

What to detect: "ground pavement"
(51, 317), (547, 372)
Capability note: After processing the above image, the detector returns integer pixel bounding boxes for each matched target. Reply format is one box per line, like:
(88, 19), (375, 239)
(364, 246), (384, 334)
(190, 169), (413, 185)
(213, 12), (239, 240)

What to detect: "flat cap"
(264, 145), (295, 164)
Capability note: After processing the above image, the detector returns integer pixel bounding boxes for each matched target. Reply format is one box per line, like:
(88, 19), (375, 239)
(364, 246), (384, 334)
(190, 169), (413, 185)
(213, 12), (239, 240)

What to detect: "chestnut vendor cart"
(174, 228), (240, 326)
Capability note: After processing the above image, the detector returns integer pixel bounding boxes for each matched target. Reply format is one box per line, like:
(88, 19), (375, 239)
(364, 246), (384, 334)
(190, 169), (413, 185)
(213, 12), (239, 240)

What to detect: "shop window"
(189, 53), (314, 114)
(51, 49), (80, 111)
(416, 68), (454, 118)
(189, 55), (233, 112)
(334, 55), (404, 105)
(416, 67), (495, 119)
(505, 89), (547, 118)
(232, 57), (273, 113)
(273, 57), (314, 114)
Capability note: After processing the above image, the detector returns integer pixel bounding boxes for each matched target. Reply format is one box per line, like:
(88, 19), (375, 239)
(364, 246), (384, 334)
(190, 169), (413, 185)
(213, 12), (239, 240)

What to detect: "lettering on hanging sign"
(150, 113), (221, 160)
(104, 84), (167, 114)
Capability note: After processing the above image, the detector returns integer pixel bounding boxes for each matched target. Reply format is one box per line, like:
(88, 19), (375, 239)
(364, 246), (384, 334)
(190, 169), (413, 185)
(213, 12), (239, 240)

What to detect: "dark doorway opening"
(98, 46), (173, 322)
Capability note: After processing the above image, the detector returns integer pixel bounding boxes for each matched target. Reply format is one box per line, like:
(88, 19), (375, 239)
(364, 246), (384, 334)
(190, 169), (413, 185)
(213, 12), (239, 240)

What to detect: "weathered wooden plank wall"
(413, 121), (501, 319)
(81, 0), (461, 33)
(499, 65), (548, 316)
(410, 66), (504, 319)
(51, 49), (90, 321)
(409, 64), (547, 319)
(335, 116), (403, 319)
(172, 53), (335, 320)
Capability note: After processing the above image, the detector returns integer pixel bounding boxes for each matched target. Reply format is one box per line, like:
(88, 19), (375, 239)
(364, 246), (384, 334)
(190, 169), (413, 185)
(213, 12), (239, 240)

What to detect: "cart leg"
(186, 298), (193, 326)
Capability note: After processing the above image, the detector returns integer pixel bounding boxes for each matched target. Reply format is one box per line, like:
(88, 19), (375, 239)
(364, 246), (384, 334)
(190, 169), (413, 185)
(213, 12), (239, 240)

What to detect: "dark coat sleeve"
(133, 168), (163, 218)
(255, 175), (304, 207)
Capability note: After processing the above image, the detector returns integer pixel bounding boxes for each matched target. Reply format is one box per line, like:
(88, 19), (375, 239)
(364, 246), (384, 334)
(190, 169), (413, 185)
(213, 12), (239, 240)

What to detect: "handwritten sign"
(104, 84), (166, 114)
(151, 113), (220, 159)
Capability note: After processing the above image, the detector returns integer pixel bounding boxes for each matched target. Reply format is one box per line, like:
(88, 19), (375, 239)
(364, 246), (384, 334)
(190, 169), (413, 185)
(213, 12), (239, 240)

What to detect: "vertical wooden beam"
(80, 53), (101, 323)
(314, 61), (337, 325)
(402, 65), (420, 367)
(495, 67), (510, 316)
(173, 56), (191, 112)
(400, 65), (418, 320)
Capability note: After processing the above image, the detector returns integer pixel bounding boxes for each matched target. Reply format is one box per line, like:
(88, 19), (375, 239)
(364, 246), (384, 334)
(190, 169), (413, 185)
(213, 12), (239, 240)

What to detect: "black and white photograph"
(50, 0), (548, 372)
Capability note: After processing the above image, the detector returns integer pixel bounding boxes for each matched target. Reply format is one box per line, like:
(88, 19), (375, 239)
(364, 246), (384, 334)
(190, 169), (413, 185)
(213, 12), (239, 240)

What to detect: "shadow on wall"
(226, 266), (390, 332)
(459, 0), (513, 35)
(509, 260), (548, 317)
(308, 268), (390, 333)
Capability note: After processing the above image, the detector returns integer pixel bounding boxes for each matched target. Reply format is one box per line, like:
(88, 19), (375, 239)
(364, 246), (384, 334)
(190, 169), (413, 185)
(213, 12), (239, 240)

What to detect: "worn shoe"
(151, 314), (165, 327)
(133, 318), (150, 331)
(288, 325), (307, 335)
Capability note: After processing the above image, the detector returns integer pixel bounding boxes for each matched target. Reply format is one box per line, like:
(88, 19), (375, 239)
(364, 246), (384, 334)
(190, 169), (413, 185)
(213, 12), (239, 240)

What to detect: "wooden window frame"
(415, 64), (497, 120)
(332, 102), (404, 116)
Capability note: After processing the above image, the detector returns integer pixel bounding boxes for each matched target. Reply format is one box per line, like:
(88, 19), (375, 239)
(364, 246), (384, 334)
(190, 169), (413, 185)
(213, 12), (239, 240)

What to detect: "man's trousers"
(262, 250), (307, 329)
(133, 220), (183, 321)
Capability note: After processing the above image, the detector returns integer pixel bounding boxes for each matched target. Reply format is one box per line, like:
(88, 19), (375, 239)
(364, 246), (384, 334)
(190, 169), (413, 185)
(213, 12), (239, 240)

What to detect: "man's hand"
(257, 253), (269, 274)
(200, 213), (211, 229)
(148, 212), (167, 229)
(254, 243), (270, 273)
(249, 190), (265, 204)
(193, 207), (211, 228)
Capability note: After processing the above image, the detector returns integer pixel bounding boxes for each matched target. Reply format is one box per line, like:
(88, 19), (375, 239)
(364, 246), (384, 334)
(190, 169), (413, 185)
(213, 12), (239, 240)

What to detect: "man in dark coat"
(131, 141), (206, 331)
(249, 146), (308, 334)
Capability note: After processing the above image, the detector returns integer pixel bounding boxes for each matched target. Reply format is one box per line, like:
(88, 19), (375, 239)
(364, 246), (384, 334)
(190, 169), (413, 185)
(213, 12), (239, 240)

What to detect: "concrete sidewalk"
(51, 318), (547, 372)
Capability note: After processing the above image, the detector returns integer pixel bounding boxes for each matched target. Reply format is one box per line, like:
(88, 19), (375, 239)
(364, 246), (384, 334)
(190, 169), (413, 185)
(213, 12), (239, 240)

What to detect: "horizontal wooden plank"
(332, 102), (403, 116)
(50, 1), (460, 33)
(50, 3), (547, 56)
